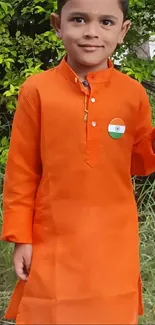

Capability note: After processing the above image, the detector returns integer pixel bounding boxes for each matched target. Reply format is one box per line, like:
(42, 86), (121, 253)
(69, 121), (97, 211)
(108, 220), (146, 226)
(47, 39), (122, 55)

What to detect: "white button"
(75, 77), (78, 83)
(92, 121), (97, 127)
(91, 98), (96, 103)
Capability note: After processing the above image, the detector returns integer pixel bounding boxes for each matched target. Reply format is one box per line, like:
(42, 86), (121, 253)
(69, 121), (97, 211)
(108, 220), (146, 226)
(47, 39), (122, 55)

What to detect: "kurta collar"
(57, 56), (113, 85)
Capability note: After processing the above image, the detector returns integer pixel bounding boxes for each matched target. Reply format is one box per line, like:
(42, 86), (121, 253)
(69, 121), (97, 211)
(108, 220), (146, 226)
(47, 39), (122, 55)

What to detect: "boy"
(1, 0), (155, 323)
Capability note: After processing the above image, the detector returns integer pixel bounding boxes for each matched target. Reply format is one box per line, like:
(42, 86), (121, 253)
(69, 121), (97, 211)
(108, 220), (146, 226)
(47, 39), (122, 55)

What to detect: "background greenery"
(0, 0), (155, 323)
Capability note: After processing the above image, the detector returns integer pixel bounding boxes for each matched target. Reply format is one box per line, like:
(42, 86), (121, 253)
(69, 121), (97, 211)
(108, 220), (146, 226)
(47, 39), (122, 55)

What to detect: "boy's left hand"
(13, 243), (33, 281)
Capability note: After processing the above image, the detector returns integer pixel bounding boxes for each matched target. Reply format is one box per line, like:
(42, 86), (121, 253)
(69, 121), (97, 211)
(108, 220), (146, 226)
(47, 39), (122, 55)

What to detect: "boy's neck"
(66, 56), (108, 82)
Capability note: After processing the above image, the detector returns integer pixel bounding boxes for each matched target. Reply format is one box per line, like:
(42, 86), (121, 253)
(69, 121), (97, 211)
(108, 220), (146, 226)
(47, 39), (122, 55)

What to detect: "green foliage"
(114, 0), (155, 82)
(121, 56), (155, 82)
(128, 0), (155, 46)
(0, 0), (65, 113)
(0, 137), (9, 168)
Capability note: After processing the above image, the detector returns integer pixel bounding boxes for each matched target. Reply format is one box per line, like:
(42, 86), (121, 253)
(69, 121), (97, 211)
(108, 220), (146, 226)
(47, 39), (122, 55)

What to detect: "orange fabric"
(4, 280), (26, 319)
(1, 58), (155, 324)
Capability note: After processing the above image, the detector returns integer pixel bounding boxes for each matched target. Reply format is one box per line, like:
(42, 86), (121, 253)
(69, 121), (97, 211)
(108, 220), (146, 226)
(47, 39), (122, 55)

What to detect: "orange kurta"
(1, 58), (155, 324)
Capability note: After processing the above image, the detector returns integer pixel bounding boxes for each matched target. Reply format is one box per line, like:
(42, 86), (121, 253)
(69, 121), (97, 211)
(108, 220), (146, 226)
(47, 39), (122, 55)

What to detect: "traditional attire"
(1, 58), (155, 324)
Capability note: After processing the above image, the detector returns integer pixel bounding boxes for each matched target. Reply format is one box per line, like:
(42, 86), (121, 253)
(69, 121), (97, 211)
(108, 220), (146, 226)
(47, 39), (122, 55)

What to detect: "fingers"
(13, 255), (29, 281)
(24, 252), (32, 275)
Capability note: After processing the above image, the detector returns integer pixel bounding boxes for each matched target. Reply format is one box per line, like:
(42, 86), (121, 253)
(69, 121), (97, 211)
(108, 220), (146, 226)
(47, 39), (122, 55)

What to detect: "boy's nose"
(83, 23), (99, 39)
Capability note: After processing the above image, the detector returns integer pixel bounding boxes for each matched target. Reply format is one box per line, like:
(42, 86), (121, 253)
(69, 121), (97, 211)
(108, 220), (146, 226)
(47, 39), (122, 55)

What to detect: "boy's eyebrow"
(68, 11), (89, 18)
(100, 14), (118, 21)
(68, 12), (118, 21)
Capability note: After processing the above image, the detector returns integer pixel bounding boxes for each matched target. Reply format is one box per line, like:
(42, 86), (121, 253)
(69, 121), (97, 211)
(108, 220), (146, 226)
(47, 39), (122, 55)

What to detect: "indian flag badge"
(108, 118), (126, 139)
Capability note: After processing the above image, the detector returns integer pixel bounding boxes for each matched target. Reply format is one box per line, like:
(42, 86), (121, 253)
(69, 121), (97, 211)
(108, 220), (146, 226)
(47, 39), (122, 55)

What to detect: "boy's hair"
(57, 0), (129, 20)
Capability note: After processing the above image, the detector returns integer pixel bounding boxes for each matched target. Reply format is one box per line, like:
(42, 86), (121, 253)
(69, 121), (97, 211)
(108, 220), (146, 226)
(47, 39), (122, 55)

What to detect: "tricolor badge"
(108, 118), (126, 139)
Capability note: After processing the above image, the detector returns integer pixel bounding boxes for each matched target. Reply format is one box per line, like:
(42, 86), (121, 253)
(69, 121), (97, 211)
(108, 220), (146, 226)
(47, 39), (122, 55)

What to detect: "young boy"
(1, 0), (155, 324)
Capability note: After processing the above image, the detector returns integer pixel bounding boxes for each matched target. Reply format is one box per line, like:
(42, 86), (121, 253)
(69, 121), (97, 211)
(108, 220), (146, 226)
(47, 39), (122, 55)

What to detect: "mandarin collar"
(57, 56), (113, 85)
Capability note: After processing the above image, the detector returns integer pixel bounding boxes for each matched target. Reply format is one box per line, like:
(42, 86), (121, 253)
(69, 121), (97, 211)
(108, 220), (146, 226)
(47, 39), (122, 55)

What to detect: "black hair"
(119, 0), (129, 20)
(57, 0), (129, 20)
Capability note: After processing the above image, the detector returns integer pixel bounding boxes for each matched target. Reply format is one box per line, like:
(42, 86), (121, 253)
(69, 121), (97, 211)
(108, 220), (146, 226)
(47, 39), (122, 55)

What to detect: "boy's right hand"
(13, 244), (33, 281)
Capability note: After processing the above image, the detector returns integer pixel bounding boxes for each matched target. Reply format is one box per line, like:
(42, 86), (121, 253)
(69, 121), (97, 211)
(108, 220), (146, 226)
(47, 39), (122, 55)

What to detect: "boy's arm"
(0, 82), (42, 243)
(131, 85), (155, 176)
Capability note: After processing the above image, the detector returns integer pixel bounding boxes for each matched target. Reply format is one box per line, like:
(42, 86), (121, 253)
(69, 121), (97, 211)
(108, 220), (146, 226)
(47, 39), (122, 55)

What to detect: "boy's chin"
(77, 56), (108, 68)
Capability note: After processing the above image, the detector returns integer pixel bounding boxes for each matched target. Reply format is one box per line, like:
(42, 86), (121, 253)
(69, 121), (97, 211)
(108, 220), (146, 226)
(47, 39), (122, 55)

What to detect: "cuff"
(0, 211), (33, 243)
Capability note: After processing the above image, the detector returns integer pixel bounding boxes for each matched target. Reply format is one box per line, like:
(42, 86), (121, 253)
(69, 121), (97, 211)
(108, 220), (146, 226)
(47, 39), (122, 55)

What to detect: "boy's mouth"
(78, 44), (104, 51)
(79, 44), (103, 48)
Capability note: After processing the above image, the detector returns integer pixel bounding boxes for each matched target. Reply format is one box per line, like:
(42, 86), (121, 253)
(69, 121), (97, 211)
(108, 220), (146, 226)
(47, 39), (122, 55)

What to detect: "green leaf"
(0, 2), (8, 14)
(5, 61), (10, 69)
(7, 102), (16, 111)
(1, 136), (8, 147)
(10, 84), (15, 94)
(7, 58), (14, 63)
(44, 31), (51, 37)
(0, 55), (3, 64)
(34, 5), (45, 13)
(4, 90), (12, 97)
(34, 0), (46, 3)
(16, 31), (21, 38)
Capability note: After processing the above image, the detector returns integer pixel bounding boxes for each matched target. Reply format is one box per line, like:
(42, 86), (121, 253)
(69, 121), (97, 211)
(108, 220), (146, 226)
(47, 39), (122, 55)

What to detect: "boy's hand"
(13, 244), (33, 281)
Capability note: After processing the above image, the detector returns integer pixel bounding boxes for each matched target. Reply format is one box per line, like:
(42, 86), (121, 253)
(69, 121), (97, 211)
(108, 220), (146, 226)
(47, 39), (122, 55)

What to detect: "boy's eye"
(72, 17), (85, 23)
(101, 19), (114, 26)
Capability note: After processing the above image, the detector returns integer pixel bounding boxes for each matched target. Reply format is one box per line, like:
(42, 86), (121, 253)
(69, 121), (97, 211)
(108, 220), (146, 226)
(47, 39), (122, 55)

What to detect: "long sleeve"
(131, 85), (155, 176)
(0, 81), (42, 243)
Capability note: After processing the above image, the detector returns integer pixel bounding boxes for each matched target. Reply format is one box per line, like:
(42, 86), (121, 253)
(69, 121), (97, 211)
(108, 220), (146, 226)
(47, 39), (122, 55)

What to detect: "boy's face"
(51, 0), (130, 70)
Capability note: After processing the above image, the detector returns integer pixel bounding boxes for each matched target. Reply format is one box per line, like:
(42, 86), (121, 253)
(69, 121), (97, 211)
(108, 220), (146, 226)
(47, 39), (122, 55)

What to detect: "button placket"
(85, 93), (99, 168)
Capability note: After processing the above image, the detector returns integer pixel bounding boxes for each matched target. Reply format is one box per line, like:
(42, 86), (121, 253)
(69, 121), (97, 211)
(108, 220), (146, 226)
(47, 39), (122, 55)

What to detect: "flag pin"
(108, 118), (126, 139)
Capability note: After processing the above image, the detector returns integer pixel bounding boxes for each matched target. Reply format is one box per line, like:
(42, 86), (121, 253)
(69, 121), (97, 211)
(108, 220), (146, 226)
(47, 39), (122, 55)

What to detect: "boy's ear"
(118, 20), (131, 44)
(50, 13), (61, 39)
